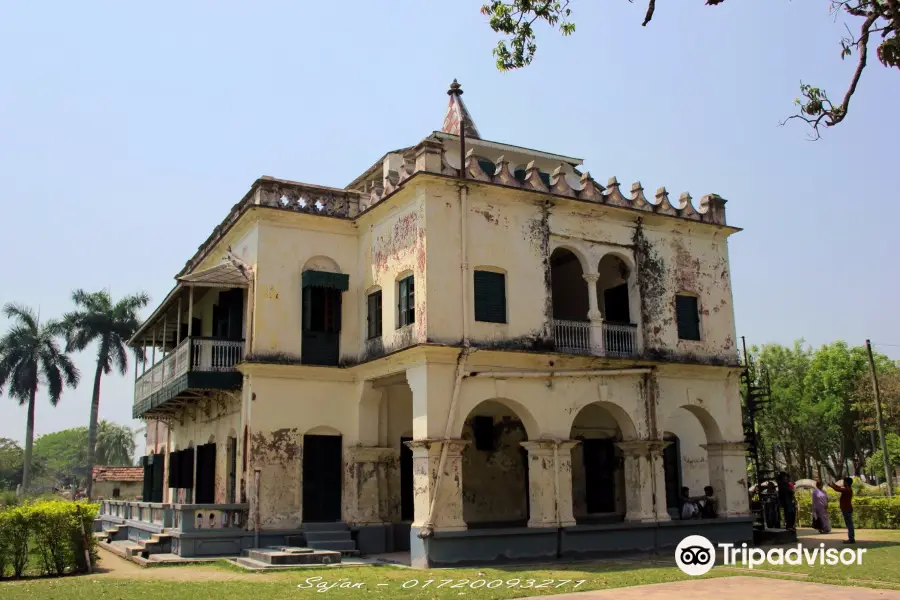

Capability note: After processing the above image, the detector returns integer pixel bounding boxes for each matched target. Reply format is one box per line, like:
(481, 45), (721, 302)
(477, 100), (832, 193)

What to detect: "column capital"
(582, 273), (599, 284)
(405, 438), (470, 457)
(616, 439), (670, 457)
(701, 441), (749, 455)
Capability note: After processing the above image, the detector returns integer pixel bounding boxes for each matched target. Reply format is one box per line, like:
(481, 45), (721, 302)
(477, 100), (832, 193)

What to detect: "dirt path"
(90, 548), (276, 581)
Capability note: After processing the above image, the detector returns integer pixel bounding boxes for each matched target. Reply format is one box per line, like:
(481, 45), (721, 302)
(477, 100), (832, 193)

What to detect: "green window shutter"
(398, 276), (414, 327)
(675, 295), (701, 340)
(367, 291), (382, 339)
(474, 271), (506, 323)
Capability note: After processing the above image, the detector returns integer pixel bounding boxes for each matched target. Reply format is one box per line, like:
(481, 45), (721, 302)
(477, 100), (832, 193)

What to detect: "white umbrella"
(794, 478), (817, 489)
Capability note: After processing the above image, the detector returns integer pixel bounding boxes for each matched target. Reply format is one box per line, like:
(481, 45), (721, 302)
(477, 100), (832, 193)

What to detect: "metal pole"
(866, 339), (893, 496)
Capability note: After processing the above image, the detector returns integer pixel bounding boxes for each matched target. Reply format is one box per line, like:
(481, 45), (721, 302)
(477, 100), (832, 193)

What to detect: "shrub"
(797, 492), (900, 529)
(0, 499), (98, 579)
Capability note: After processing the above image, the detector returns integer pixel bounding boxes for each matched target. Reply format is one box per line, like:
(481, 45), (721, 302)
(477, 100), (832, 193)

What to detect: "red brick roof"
(92, 466), (144, 482)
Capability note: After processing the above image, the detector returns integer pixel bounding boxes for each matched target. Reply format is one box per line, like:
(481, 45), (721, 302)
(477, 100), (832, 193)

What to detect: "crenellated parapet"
(358, 137), (728, 226)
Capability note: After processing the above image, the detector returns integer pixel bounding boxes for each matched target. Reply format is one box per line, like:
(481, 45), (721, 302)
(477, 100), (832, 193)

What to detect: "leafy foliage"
(0, 438), (24, 490)
(0, 304), (80, 492)
(59, 289), (149, 499)
(0, 499), (98, 578)
(797, 491), (900, 529)
(865, 433), (900, 476)
(33, 421), (136, 488)
(748, 340), (899, 480)
(480, 1), (900, 138)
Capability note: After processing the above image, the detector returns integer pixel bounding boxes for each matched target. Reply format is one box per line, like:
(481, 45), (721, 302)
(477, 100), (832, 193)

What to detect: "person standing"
(812, 480), (832, 533)
(777, 472), (797, 531)
(829, 477), (855, 544)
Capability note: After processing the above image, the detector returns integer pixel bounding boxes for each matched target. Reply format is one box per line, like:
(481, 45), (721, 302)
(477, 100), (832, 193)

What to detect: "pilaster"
(520, 439), (580, 528)
(344, 446), (397, 526)
(406, 439), (469, 532)
(616, 440), (671, 522)
(701, 441), (750, 517)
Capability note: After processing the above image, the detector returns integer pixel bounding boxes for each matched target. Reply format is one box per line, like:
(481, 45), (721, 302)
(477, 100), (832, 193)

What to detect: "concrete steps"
(242, 546), (341, 566)
(296, 522), (358, 556)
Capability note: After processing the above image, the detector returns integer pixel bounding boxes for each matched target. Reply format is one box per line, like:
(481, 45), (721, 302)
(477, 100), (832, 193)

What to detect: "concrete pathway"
(523, 576), (900, 599)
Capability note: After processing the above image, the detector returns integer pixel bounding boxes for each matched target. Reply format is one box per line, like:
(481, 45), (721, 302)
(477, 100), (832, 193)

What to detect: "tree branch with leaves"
(482, 0), (899, 138)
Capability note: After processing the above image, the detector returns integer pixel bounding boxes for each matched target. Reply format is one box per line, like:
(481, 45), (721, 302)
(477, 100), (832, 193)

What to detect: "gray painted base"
(411, 517), (755, 569)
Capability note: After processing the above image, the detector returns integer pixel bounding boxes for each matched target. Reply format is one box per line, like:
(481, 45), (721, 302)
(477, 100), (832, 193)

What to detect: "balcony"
(551, 320), (638, 357)
(133, 337), (245, 418)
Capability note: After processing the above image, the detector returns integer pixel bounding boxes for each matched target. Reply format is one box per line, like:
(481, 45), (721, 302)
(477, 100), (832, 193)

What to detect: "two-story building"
(102, 81), (752, 568)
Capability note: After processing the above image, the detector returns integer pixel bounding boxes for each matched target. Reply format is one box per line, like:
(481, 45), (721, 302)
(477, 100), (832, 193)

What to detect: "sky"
(0, 1), (898, 445)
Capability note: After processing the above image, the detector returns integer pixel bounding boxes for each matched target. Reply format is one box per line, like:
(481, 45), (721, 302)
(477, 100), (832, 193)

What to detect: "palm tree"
(0, 304), (80, 492)
(60, 289), (149, 500)
(95, 420), (136, 466)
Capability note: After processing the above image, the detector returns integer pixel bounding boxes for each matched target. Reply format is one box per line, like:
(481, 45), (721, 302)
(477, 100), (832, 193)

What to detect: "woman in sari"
(812, 480), (832, 533)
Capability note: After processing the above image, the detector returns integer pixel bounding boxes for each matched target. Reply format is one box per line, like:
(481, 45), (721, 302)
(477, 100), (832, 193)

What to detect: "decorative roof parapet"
(257, 177), (359, 218)
(416, 150), (729, 225)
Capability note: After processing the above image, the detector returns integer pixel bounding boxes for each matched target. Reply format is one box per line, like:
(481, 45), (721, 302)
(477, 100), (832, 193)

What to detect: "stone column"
(582, 273), (605, 355)
(701, 442), (750, 517)
(616, 440), (671, 522)
(521, 439), (580, 528)
(344, 446), (397, 525)
(406, 439), (469, 532)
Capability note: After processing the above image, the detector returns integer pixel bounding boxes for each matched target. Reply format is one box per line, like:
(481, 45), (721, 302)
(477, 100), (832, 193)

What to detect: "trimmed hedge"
(0, 499), (98, 578)
(797, 493), (900, 529)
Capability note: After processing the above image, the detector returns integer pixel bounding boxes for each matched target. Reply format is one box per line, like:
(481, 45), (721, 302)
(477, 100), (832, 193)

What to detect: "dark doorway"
(195, 443), (217, 504)
(663, 435), (682, 512)
(302, 434), (343, 522)
(227, 437), (237, 504)
(582, 439), (616, 513)
(603, 284), (630, 323)
(302, 288), (342, 366)
(400, 437), (414, 521)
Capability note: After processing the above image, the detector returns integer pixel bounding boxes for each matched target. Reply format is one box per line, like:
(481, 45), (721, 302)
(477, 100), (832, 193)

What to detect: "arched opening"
(596, 253), (637, 356)
(569, 403), (635, 523)
(661, 404), (724, 519)
(302, 428), (343, 522)
(550, 248), (590, 353)
(461, 400), (532, 528)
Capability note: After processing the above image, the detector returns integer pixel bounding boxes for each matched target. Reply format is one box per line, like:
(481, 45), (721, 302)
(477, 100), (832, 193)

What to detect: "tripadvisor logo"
(675, 535), (867, 576)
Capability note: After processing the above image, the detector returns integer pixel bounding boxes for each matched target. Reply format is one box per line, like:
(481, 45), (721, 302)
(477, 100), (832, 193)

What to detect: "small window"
(675, 294), (701, 341)
(472, 416), (495, 451)
(474, 270), (507, 323)
(112, 487), (121, 498)
(367, 290), (382, 339)
(398, 275), (415, 328)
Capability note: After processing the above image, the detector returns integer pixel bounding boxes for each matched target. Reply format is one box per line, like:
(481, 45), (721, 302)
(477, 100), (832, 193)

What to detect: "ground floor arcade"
(129, 347), (753, 566)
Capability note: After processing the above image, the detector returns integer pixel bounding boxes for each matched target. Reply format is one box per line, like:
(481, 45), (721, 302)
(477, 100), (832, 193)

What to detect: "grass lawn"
(3, 529), (900, 598)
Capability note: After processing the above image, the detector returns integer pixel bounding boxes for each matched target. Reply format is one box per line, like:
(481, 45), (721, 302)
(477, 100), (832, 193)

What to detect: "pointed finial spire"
(441, 78), (481, 140)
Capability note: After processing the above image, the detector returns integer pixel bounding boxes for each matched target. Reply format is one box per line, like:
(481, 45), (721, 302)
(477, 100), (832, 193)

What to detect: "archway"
(302, 427), (343, 522)
(461, 399), (533, 528)
(550, 247), (590, 352)
(661, 404), (725, 518)
(596, 253), (637, 356)
(569, 402), (637, 523)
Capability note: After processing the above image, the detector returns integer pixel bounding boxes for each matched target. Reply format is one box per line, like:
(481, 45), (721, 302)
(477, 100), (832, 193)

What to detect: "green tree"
(0, 304), (80, 492)
(0, 438), (24, 490)
(481, 1), (899, 138)
(33, 421), (136, 488)
(59, 289), (149, 500)
(96, 420), (136, 466)
(865, 432), (900, 478)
